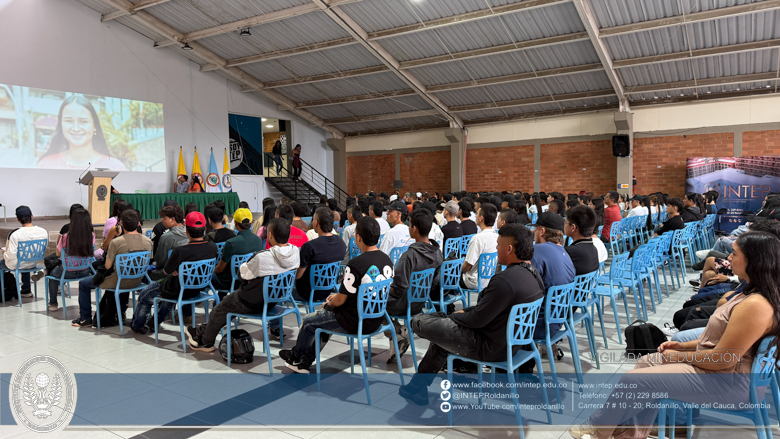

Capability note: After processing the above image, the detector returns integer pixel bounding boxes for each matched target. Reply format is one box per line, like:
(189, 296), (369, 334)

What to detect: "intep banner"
(686, 156), (780, 232)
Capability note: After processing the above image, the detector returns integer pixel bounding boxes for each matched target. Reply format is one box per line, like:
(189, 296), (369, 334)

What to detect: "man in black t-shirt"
(205, 207), (235, 243)
(293, 207), (346, 302)
(458, 201), (478, 236)
(398, 224), (544, 405)
(130, 212), (217, 334)
(564, 205), (600, 275)
(441, 200), (462, 256)
(280, 217), (393, 373)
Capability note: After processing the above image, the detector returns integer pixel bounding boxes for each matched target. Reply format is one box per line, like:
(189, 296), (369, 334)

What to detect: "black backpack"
(625, 320), (667, 357)
(219, 329), (255, 364)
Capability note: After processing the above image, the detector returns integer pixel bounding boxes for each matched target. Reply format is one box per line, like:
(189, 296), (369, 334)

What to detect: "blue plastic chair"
(0, 238), (47, 306)
(214, 253), (253, 297)
(658, 336), (777, 439)
(594, 252), (633, 344)
(348, 237), (362, 259)
(651, 232), (678, 293)
(387, 268), (435, 372)
(444, 237), (460, 258)
(570, 270), (602, 364)
(447, 298), (551, 438)
(226, 270), (301, 373)
(314, 278), (404, 405)
(597, 225), (604, 238)
(434, 258), (467, 312)
(607, 219), (624, 258)
(215, 242), (226, 261)
(296, 262), (339, 313)
(459, 234), (475, 258)
(44, 251), (94, 319)
(625, 245), (657, 321)
(95, 251), (151, 333)
(459, 252), (497, 307)
(534, 281), (584, 400)
(389, 245), (409, 265)
(153, 259), (218, 352)
(670, 227), (691, 276)
(302, 216), (312, 226)
(145, 230), (153, 239)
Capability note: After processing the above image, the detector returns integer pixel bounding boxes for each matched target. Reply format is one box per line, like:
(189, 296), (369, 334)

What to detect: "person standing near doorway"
(272, 140), (283, 176)
(292, 144), (302, 180)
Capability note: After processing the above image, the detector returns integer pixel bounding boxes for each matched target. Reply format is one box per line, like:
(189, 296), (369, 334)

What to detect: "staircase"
(263, 153), (350, 210)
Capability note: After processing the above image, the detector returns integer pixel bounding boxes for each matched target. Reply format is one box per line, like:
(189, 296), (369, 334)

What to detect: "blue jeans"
(273, 154), (283, 173)
(713, 238), (735, 255)
(131, 281), (175, 330)
(686, 283), (732, 303)
(78, 276), (98, 320)
(672, 327), (705, 343)
(0, 260), (30, 292)
(291, 308), (342, 364)
(47, 266), (90, 305)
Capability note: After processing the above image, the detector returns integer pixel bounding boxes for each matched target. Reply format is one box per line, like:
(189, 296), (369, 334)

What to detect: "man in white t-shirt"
(460, 204), (498, 290)
(370, 201), (390, 235)
(626, 195), (648, 217)
(2, 206), (49, 298)
(380, 200), (414, 255)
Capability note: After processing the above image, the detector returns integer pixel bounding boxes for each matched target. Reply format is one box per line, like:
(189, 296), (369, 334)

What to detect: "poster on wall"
(0, 83), (165, 171)
(686, 156), (780, 232)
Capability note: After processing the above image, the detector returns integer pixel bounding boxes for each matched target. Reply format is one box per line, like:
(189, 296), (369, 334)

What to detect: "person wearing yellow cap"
(212, 208), (264, 299)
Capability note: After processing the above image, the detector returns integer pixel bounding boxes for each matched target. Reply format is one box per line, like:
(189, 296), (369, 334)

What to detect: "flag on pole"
(205, 148), (222, 193)
(222, 147), (232, 192)
(191, 147), (203, 190)
(176, 146), (186, 184)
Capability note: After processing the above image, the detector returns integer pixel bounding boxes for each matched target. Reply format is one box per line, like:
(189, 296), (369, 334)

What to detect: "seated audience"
(626, 195), (648, 217)
(341, 205), (362, 257)
(441, 200), (463, 255)
(175, 175), (189, 193)
(266, 204), (307, 249)
(294, 207), (346, 303)
(370, 200), (391, 235)
(46, 208), (94, 311)
(280, 217), (392, 373)
(290, 201), (310, 232)
(681, 192), (706, 222)
(459, 201), (478, 236)
(152, 205), (187, 274)
(150, 200), (178, 255)
(1, 206), (49, 299)
(460, 204), (498, 290)
(601, 191), (621, 242)
(186, 218), (300, 350)
(379, 200), (414, 254)
(130, 212), (217, 334)
(398, 224), (544, 405)
(205, 208), (234, 243)
(564, 205), (600, 275)
(212, 208), (263, 295)
(496, 208), (518, 230)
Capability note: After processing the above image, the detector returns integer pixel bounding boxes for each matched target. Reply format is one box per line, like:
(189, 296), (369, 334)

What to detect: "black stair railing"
(264, 152), (350, 211)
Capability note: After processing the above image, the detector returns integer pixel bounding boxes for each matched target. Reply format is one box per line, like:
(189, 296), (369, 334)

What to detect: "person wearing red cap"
(129, 211), (217, 334)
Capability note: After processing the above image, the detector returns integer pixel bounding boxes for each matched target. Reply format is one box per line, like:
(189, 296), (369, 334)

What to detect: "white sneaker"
(695, 250), (710, 260)
(661, 323), (679, 337)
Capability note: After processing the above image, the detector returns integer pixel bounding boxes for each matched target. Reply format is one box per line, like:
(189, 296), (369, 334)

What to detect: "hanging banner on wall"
(686, 156), (780, 232)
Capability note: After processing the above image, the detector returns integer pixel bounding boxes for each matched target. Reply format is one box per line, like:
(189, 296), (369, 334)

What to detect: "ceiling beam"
(460, 103), (618, 126)
(312, 0), (464, 128)
(450, 89), (615, 112)
(571, 0), (629, 111)
(600, 0), (780, 37)
(399, 32), (589, 69)
(323, 110), (442, 125)
(612, 39), (780, 69)
(625, 72), (780, 94)
(631, 87), (777, 106)
(292, 89), (418, 108)
(427, 63), (603, 92)
(260, 65), (390, 89)
(101, 0), (171, 21)
(367, 0), (570, 40)
(94, 0), (344, 138)
(344, 123), (452, 137)
(224, 37), (355, 69)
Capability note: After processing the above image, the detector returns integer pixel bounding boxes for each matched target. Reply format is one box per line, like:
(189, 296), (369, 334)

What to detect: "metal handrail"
(264, 152), (349, 210)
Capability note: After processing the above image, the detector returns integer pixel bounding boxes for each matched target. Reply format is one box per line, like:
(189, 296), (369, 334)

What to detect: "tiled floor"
(0, 266), (764, 438)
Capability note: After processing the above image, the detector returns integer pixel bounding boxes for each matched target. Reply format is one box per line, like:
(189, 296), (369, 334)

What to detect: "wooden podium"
(80, 171), (119, 225)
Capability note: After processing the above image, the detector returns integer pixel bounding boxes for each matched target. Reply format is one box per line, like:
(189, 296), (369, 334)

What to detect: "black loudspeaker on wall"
(612, 135), (630, 157)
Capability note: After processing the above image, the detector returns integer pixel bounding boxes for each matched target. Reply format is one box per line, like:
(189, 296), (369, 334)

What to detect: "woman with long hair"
(513, 200), (531, 225)
(188, 175), (204, 193)
(37, 95), (125, 170)
(272, 140), (283, 175)
(47, 209), (95, 312)
(530, 193), (543, 215)
(589, 197), (605, 229)
(571, 231), (780, 439)
(256, 205), (277, 240)
(291, 144), (302, 180)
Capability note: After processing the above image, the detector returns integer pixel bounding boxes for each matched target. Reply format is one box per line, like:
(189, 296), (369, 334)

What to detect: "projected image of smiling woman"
(37, 95), (126, 170)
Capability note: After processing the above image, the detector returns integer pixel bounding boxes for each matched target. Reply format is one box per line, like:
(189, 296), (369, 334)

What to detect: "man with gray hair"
(441, 200), (463, 256)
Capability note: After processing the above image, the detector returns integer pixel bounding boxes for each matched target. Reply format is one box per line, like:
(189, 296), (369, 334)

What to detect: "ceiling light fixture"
(182, 42), (193, 50)
(266, 125), (274, 128)
(240, 28), (251, 37)
(261, 118), (267, 121)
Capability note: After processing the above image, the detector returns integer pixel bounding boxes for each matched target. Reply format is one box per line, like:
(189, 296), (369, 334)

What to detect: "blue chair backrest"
(530, 212), (538, 223)
(17, 239), (48, 264)
(671, 228), (685, 249)
(61, 250), (93, 272)
(439, 258), (464, 292)
(609, 220), (622, 240)
(215, 242), (226, 260)
(263, 270), (296, 304)
(751, 336), (778, 388)
(544, 282), (576, 325)
(390, 245), (409, 265)
(477, 252), (498, 280)
(145, 230), (153, 239)
(230, 253), (253, 280)
(302, 216), (312, 226)
(597, 225), (604, 237)
(507, 298), (544, 352)
(444, 238), (459, 258)
(608, 252), (630, 281)
(357, 278), (392, 321)
(179, 259), (217, 292)
(349, 237), (362, 259)
(115, 251), (152, 281)
(572, 270), (598, 307)
(460, 234), (474, 257)
(631, 245), (654, 272)
(310, 262), (340, 294)
(654, 232), (673, 256)
(409, 268), (435, 304)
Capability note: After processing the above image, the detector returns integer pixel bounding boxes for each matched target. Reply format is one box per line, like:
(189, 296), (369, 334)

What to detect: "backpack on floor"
(625, 320), (667, 357)
(2, 271), (18, 301)
(93, 292), (119, 328)
(219, 329), (255, 364)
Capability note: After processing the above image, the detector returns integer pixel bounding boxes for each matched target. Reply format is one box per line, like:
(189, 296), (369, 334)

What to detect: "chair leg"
(658, 402), (668, 439)
(367, 337), (372, 367)
(96, 289), (102, 329)
(44, 280), (50, 315)
(349, 338), (355, 374)
(532, 350), (553, 422)
(178, 306), (186, 353)
(542, 343), (563, 410)
(585, 316), (599, 369)
(447, 357), (455, 427)
(115, 291), (124, 336)
(263, 318), (274, 375)
(388, 330), (404, 387)
(315, 329), (323, 391)
(408, 321), (418, 373)
(506, 370), (526, 439)
(357, 336), (372, 405)
(153, 299), (159, 344)
(566, 331), (585, 391)
(227, 313), (233, 367)
(61, 282), (68, 320)
(608, 295), (623, 345)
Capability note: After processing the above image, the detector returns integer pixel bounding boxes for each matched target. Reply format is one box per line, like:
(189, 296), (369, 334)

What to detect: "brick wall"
(743, 130), (780, 156)
(465, 145), (534, 192)
(399, 151), (451, 195)
(347, 154), (395, 195)
(539, 140), (616, 195)
(633, 133), (734, 197)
